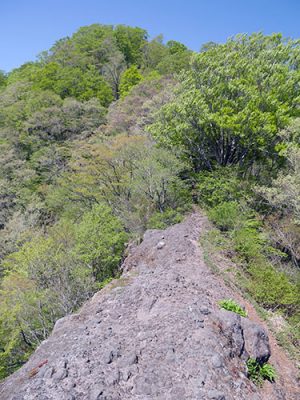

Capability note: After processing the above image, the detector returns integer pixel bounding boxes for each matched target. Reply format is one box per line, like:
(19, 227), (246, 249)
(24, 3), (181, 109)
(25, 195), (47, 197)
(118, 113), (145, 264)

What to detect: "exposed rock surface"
(1, 213), (299, 399)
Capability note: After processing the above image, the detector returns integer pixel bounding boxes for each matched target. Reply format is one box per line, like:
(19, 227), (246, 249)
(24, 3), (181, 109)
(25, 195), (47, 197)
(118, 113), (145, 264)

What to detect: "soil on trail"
(1, 212), (299, 400)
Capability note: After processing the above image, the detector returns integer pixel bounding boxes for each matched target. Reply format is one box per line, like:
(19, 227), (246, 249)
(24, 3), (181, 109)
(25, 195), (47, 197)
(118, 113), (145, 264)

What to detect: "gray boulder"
(241, 317), (271, 364)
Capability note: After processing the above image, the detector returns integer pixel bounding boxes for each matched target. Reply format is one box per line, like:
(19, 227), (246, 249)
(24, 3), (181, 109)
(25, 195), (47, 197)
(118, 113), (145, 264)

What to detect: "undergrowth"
(197, 168), (300, 365)
(246, 358), (276, 386)
(219, 298), (247, 317)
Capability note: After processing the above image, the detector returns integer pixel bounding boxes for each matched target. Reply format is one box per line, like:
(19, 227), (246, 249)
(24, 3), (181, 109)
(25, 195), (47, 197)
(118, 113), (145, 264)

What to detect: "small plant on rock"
(219, 298), (247, 317)
(246, 358), (276, 385)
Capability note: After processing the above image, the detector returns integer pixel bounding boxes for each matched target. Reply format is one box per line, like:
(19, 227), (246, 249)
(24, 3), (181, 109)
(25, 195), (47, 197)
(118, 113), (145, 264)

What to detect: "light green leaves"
(150, 33), (300, 172)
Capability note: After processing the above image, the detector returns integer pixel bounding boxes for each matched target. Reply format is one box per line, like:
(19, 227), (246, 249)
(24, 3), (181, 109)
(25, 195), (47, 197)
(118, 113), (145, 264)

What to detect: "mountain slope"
(1, 212), (299, 400)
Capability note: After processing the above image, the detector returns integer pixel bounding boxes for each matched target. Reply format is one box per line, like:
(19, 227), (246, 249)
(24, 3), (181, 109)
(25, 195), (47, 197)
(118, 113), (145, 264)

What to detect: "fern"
(247, 358), (276, 385)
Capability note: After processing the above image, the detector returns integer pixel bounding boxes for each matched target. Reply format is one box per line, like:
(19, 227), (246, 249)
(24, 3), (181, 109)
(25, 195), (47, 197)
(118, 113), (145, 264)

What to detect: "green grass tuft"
(219, 298), (247, 317)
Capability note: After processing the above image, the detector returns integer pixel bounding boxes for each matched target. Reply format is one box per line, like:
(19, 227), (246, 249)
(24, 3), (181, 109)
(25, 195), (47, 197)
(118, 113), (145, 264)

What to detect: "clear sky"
(1, 0), (300, 72)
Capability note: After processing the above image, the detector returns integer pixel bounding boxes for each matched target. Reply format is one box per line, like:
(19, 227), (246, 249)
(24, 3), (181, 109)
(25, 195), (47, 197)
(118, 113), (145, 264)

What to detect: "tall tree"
(114, 25), (148, 66)
(150, 33), (300, 172)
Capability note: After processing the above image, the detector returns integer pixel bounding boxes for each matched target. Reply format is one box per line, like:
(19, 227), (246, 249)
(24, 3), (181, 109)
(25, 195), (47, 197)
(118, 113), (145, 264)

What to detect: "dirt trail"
(1, 212), (299, 400)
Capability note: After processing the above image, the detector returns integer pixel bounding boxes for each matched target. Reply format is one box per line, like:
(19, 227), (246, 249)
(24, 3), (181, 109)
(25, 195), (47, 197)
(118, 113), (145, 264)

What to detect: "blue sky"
(1, 0), (300, 72)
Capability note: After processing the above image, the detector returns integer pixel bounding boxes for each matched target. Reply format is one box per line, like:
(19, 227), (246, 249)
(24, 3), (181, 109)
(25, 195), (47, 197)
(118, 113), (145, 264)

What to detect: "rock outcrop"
(1, 213), (299, 399)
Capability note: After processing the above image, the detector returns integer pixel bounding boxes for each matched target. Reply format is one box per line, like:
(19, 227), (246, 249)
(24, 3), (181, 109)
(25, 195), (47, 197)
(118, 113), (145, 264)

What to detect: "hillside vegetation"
(0, 25), (299, 378)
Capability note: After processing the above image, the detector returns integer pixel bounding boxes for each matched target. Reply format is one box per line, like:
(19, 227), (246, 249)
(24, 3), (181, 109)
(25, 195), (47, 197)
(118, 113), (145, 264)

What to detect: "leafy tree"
(6, 62), (40, 85)
(0, 273), (48, 378)
(166, 40), (188, 54)
(142, 36), (169, 70)
(0, 227), (94, 376)
(45, 135), (189, 232)
(28, 144), (71, 184)
(55, 65), (113, 105)
(32, 63), (113, 105)
(142, 37), (191, 74)
(0, 70), (7, 88)
(119, 65), (143, 98)
(74, 203), (127, 281)
(20, 98), (106, 155)
(102, 46), (127, 99)
(70, 24), (114, 66)
(0, 83), (62, 139)
(31, 62), (59, 91)
(260, 146), (300, 223)
(128, 146), (188, 213)
(196, 167), (249, 207)
(114, 25), (148, 66)
(156, 49), (192, 74)
(105, 76), (173, 136)
(149, 33), (300, 172)
(46, 24), (114, 68)
(257, 119), (300, 266)
(200, 41), (218, 52)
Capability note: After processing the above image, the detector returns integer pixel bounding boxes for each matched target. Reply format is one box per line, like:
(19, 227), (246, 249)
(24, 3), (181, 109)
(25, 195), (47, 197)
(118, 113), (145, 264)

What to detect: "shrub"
(196, 167), (247, 208)
(147, 208), (185, 229)
(208, 201), (240, 231)
(219, 298), (247, 317)
(119, 65), (143, 98)
(246, 358), (276, 385)
(247, 263), (298, 309)
(74, 203), (128, 281)
(233, 226), (265, 263)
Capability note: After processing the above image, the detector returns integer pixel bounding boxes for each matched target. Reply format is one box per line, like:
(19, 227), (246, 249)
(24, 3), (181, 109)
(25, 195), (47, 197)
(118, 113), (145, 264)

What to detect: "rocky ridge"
(1, 212), (299, 399)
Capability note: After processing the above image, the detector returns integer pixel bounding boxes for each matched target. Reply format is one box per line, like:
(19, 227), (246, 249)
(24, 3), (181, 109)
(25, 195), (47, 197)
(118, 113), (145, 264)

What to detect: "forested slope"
(0, 26), (299, 378)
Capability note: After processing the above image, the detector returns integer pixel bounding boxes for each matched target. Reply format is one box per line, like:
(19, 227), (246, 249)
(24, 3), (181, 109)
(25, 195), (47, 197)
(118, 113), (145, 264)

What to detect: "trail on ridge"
(1, 212), (299, 400)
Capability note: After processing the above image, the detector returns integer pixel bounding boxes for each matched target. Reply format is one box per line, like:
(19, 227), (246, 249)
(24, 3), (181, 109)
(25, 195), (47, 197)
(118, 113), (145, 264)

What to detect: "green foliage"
(0, 204), (127, 375)
(6, 62), (40, 85)
(142, 36), (168, 70)
(247, 264), (298, 308)
(208, 202), (240, 231)
(105, 75), (172, 136)
(0, 83), (62, 134)
(219, 298), (247, 317)
(196, 167), (248, 207)
(33, 64), (113, 106)
(0, 274), (49, 378)
(119, 65), (143, 98)
(45, 136), (190, 232)
(0, 70), (7, 88)
(150, 33), (300, 172)
(258, 145), (300, 225)
(198, 164), (299, 347)
(142, 36), (191, 75)
(1, 26), (300, 378)
(74, 203), (128, 281)
(207, 199), (298, 310)
(114, 25), (148, 66)
(147, 208), (185, 229)
(156, 49), (191, 75)
(20, 98), (106, 156)
(232, 224), (265, 263)
(246, 358), (276, 385)
(166, 40), (188, 54)
(256, 121), (300, 267)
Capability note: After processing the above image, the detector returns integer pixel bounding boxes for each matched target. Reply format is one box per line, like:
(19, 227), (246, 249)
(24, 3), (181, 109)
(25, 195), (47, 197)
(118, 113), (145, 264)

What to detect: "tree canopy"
(149, 33), (300, 171)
